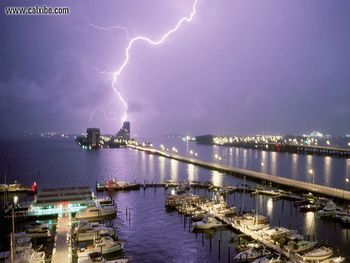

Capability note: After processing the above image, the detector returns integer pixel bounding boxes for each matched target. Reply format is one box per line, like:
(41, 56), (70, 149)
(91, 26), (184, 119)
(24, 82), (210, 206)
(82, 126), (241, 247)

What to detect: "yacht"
(74, 225), (115, 242)
(15, 237), (32, 252)
(78, 252), (129, 263)
(76, 237), (124, 258)
(316, 201), (336, 217)
(285, 240), (316, 254)
(302, 246), (333, 262)
(192, 215), (223, 229)
(26, 222), (49, 234)
(340, 215), (350, 224)
(14, 229), (50, 239)
(320, 257), (346, 263)
(15, 249), (46, 263)
(234, 247), (271, 262)
(75, 206), (116, 221)
(263, 227), (292, 241)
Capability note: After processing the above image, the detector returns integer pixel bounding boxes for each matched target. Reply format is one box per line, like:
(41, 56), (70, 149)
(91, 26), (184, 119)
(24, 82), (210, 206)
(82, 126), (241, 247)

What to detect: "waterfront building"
(116, 121), (130, 141)
(87, 128), (100, 148)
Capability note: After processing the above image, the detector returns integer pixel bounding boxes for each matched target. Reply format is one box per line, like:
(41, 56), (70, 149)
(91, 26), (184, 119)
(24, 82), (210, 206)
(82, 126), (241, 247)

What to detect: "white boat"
(252, 255), (285, 263)
(234, 247), (271, 262)
(316, 201), (336, 217)
(76, 237), (124, 257)
(15, 249), (46, 263)
(15, 237), (32, 252)
(192, 215), (222, 229)
(285, 240), (316, 254)
(340, 215), (350, 224)
(14, 229), (50, 239)
(302, 246), (333, 261)
(26, 222), (49, 234)
(320, 257), (346, 263)
(263, 227), (292, 241)
(78, 252), (129, 263)
(74, 221), (115, 241)
(75, 206), (116, 220)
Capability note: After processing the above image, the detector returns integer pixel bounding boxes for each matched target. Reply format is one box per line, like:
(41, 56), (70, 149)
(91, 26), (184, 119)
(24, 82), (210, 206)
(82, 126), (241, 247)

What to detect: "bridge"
(128, 144), (350, 201)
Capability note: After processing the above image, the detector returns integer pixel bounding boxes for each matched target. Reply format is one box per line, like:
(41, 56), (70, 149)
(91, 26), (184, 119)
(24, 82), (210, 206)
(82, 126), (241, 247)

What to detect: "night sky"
(1, 0), (350, 137)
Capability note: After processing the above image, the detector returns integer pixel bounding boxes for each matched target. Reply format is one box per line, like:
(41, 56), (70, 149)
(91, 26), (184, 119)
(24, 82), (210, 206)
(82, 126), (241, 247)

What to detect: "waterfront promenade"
(128, 144), (350, 201)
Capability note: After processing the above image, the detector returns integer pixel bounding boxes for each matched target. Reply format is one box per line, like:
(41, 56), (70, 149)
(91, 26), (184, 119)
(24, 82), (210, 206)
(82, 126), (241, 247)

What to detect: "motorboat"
(15, 249), (46, 263)
(175, 183), (190, 194)
(74, 225), (115, 241)
(96, 179), (140, 191)
(316, 201), (336, 217)
(78, 252), (129, 263)
(191, 210), (206, 222)
(26, 222), (49, 234)
(75, 206), (116, 220)
(302, 246), (333, 262)
(320, 257), (346, 263)
(285, 240), (316, 254)
(234, 247), (271, 262)
(14, 229), (50, 239)
(15, 237), (32, 252)
(340, 215), (350, 224)
(251, 255), (286, 263)
(263, 227), (292, 241)
(192, 215), (223, 229)
(76, 237), (124, 258)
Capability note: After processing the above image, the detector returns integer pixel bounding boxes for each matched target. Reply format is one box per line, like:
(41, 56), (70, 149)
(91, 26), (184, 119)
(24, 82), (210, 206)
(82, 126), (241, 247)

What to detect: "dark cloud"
(1, 0), (350, 136)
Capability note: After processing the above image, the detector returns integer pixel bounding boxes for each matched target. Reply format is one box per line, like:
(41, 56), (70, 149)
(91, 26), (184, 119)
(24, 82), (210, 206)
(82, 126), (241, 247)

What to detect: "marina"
(1, 137), (350, 262)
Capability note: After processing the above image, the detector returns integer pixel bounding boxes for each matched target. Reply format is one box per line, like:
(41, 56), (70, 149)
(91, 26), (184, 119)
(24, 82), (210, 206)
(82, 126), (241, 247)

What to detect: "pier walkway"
(52, 213), (71, 263)
(128, 145), (350, 201)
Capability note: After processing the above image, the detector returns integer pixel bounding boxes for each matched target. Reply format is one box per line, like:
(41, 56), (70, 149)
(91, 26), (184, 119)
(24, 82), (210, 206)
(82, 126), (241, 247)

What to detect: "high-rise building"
(116, 121), (130, 140)
(87, 128), (100, 148)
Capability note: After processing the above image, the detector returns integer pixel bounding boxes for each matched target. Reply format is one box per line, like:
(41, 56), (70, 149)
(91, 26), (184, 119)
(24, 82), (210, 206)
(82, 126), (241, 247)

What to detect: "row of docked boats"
(165, 193), (346, 263)
(0, 221), (51, 262)
(70, 198), (128, 263)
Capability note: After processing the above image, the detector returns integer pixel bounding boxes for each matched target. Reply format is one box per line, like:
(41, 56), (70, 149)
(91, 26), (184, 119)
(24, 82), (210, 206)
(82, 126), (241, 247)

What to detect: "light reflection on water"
(304, 212), (316, 237)
(211, 170), (223, 186)
(1, 138), (350, 260)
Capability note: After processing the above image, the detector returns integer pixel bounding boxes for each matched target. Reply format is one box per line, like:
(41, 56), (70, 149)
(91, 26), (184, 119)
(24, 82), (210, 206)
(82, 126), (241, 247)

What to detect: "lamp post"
(10, 195), (18, 263)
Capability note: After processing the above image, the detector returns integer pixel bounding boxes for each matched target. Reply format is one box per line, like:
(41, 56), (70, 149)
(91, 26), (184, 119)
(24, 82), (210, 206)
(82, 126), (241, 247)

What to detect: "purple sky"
(1, 0), (350, 137)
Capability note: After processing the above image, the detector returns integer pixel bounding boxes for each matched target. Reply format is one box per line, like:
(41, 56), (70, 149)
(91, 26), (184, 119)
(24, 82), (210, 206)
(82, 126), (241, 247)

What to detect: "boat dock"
(52, 214), (71, 263)
(128, 144), (350, 201)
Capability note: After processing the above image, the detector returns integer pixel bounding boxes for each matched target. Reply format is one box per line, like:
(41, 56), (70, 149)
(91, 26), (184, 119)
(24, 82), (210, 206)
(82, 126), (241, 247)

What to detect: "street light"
(10, 195), (18, 263)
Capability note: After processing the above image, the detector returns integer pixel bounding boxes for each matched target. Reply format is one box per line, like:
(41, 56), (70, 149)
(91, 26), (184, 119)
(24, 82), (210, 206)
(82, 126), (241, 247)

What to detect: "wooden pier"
(128, 145), (350, 201)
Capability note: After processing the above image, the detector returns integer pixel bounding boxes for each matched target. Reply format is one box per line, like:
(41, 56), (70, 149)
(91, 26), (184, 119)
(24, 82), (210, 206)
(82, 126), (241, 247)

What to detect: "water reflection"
(148, 154), (154, 179)
(306, 155), (314, 184)
(242, 149), (247, 168)
(261, 151), (267, 173)
(270, 152), (277, 176)
(266, 198), (273, 219)
(159, 156), (166, 182)
(291, 154), (298, 179)
(304, 212), (316, 237)
(170, 159), (178, 181)
(211, 170), (223, 186)
(187, 163), (197, 182)
(324, 157), (332, 186)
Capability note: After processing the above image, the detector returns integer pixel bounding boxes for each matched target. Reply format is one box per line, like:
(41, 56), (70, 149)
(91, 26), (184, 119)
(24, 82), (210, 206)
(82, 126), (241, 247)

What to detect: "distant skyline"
(1, 0), (350, 137)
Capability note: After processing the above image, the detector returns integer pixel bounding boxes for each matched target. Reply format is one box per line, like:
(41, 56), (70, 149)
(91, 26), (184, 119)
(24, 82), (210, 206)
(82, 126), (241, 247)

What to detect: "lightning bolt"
(72, 17), (130, 38)
(111, 0), (199, 124)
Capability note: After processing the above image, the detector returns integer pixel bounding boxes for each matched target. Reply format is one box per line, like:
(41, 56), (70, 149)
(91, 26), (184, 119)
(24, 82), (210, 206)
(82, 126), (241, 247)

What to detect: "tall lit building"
(87, 128), (100, 148)
(116, 121), (130, 140)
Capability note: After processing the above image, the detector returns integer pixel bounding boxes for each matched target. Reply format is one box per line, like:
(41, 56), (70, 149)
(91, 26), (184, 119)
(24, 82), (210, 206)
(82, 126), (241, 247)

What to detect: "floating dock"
(128, 145), (350, 201)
